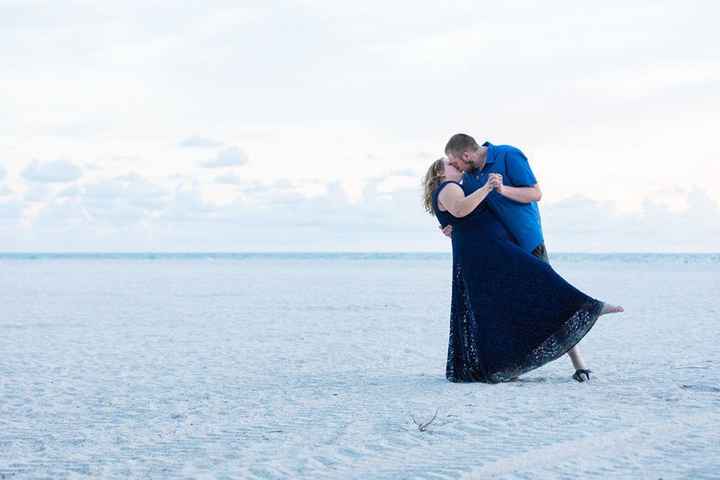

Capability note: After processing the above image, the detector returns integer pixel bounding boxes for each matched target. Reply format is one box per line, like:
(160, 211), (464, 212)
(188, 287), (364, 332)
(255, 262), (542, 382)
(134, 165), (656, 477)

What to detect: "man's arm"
(500, 147), (542, 203)
(496, 182), (542, 203)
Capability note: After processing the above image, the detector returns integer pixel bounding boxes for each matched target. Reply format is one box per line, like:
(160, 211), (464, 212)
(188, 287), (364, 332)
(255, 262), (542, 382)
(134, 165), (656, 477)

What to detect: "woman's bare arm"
(438, 181), (493, 218)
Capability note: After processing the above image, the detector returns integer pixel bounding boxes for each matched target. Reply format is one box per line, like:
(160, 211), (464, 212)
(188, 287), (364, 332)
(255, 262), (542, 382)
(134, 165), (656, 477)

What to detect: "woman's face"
(443, 159), (462, 182)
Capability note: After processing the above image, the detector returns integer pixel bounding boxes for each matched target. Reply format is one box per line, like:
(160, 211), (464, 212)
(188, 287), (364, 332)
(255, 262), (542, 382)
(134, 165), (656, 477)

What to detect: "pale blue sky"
(1, 1), (718, 251)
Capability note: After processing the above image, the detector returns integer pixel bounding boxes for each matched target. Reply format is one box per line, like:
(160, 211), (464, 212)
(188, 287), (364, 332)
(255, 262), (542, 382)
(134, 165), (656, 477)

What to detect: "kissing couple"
(423, 133), (623, 383)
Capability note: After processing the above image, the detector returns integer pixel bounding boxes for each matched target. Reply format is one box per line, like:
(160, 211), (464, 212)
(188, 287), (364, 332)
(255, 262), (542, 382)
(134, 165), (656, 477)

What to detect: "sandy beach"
(1, 253), (719, 479)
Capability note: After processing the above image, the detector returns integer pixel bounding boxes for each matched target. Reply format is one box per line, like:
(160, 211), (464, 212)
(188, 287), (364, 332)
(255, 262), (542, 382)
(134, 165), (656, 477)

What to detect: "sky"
(1, 1), (719, 252)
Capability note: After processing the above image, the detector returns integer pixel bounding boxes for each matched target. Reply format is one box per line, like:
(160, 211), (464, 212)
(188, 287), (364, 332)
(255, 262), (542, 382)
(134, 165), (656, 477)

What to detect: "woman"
(423, 158), (623, 383)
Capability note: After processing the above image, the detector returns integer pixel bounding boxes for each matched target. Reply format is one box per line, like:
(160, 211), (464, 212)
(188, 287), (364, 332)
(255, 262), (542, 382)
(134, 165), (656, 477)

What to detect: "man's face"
(447, 150), (476, 172)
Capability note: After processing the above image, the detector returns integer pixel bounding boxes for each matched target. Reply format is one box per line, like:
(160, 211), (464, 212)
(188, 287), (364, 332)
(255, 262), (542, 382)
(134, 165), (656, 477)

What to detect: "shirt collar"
(467, 141), (495, 175)
(482, 141), (496, 165)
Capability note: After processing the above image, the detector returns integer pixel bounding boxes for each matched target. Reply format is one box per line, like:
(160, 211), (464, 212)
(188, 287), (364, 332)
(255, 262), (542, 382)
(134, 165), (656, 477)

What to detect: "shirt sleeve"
(505, 148), (537, 187)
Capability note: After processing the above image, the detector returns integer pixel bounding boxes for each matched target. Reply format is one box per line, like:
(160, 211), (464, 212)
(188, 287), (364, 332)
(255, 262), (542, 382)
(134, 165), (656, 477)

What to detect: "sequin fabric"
(483, 301), (601, 383)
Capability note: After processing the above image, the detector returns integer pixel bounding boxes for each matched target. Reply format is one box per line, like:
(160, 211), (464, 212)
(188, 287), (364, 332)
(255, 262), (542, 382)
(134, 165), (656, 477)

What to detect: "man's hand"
(440, 225), (453, 238)
(488, 173), (503, 193)
(488, 173), (541, 203)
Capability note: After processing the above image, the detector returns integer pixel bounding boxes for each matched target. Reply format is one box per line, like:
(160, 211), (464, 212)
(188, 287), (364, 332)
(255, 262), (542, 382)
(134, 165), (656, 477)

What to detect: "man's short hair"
(445, 133), (480, 156)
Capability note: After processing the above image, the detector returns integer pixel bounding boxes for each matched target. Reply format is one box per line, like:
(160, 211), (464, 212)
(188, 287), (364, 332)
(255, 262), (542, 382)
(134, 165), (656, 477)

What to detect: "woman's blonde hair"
(422, 158), (446, 214)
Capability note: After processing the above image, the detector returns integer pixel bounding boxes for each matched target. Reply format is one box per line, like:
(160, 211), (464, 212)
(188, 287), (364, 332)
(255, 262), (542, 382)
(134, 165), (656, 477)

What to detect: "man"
(443, 133), (592, 383)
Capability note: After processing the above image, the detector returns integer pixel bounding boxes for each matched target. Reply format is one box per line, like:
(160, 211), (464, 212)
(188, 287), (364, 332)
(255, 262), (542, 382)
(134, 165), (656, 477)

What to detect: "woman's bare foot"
(600, 303), (624, 315)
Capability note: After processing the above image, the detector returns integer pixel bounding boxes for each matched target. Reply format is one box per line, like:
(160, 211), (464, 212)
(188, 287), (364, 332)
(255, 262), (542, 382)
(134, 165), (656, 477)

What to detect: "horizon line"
(1, 251), (718, 255)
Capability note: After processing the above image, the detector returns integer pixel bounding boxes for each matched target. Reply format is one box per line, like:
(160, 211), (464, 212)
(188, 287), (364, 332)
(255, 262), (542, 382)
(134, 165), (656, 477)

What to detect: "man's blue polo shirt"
(462, 142), (544, 253)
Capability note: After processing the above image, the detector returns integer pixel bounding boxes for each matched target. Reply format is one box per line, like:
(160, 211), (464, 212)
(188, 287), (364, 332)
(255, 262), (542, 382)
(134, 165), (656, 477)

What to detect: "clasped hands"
(440, 173), (503, 238)
(486, 173), (503, 192)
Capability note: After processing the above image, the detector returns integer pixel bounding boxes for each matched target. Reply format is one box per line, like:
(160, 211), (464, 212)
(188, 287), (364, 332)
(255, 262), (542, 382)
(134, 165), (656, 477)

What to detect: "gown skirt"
(433, 181), (602, 383)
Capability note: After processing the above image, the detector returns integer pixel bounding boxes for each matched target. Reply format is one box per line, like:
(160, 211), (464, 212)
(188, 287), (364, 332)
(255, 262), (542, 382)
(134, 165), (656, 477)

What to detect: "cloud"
(375, 173), (418, 193)
(57, 185), (81, 198)
(214, 173), (242, 185)
(388, 168), (420, 177)
(5, 166), (720, 252)
(81, 174), (168, 211)
(0, 164), (9, 198)
(179, 136), (224, 148)
(542, 190), (720, 252)
(200, 147), (248, 168)
(22, 160), (82, 183)
(0, 198), (22, 225)
(31, 173), (171, 231)
(160, 187), (219, 223)
(24, 184), (54, 203)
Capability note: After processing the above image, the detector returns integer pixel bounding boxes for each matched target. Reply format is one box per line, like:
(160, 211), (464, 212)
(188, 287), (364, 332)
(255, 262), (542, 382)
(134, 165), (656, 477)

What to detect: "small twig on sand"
(410, 408), (439, 432)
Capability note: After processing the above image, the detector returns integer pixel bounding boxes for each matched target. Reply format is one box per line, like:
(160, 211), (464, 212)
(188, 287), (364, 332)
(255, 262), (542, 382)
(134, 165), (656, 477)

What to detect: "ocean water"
(1, 253), (719, 479)
(2, 251), (720, 262)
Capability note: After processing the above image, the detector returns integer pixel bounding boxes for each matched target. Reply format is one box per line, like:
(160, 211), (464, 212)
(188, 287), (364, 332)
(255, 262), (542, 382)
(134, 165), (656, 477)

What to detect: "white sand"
(1, 255), (719, 479)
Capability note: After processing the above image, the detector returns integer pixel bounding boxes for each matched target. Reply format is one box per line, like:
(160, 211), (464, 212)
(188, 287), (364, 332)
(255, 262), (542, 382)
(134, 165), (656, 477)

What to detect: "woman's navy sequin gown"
(433, 181), (602, 383)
